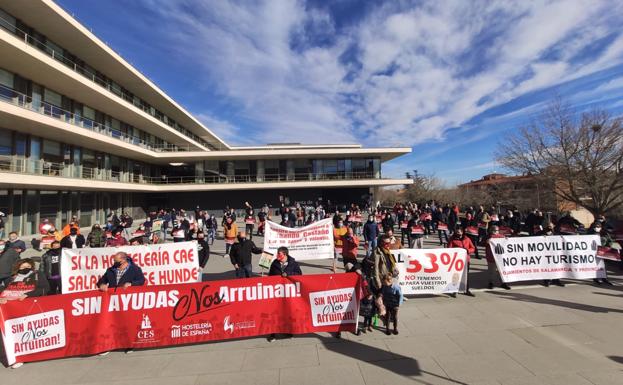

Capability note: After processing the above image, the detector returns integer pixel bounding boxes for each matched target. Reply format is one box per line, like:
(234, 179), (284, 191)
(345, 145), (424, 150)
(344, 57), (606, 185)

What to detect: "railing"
(0, 155), (381, 185)
(0, 14), (227, 151)
(0, 83), (196, 152)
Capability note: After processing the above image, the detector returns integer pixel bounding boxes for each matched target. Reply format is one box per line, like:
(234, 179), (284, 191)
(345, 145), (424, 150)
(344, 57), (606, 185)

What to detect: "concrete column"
(226, 161), (234, 180)
(286, 160), (294, 180)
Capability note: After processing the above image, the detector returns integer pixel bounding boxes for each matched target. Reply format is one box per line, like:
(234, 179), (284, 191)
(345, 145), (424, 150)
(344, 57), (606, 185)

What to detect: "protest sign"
(488, 235), (607, 282)
(263, 219), (334, 260)
(0, 274), (360, 365)
(391, 248), (468, 294)
(61, 241), (201, 294)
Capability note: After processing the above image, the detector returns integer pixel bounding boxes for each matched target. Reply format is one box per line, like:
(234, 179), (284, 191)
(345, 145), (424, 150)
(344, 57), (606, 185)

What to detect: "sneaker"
(593, 279), (602, 285)
(403, 297), (408, 302)
(125, 349), (134, 354)
(267, 334), (276, 343)
(543, 280), (550, 287)
(356, 329), (362, 336)
(464, 291), (475, 297)
(367, 326), (373, 332)
(501, 283), (511, 290)
(392, 330), (399, 335)
(10, 362), (23, 369)
(488, 282), (494, 289)
(98, 351), (110, 356)
(449, 292), (457, 298)
(385, 330), (391, 335)
(554, 281), (565, 287)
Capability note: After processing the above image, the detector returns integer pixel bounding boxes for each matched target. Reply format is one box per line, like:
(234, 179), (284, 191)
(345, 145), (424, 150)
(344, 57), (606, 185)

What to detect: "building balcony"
(0, 155), (412, 192)
(0, 83), (190, 152)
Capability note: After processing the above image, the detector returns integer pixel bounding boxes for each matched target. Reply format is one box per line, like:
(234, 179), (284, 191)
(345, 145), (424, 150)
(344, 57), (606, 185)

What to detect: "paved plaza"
(2, 227), (622, 384)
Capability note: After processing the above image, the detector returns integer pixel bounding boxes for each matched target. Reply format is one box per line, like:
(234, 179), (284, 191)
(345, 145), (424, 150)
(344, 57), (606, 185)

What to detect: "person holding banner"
(341, 227), (360, 267)
(97, 252), (145, 291)
(0, 258), (49, 303)
(537, 223), (566, 287)
(588, 222), (615, 286)
(448, 227), (475, 297)
(39, 241), (63, 294)
(407, 214), (424, 249)
(266, 246), (302, 343)
(485, 226), (511, 290)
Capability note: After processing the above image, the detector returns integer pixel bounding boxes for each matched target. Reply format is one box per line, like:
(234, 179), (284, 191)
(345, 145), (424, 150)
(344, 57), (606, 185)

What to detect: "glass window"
(83, 105), (95, 120)
(0, 9), (17, 33)
(80, 192), (94, 227)
(40, 191), (59, 227)
(29, 137), (41, 159)
(15, 133), (27, 156)
(43, 88), (62, 107)
(12, 190), (23, 233)
(323, 160), (337, 174)
(0, 128), (12, 156)
(0, 68), (14, 89)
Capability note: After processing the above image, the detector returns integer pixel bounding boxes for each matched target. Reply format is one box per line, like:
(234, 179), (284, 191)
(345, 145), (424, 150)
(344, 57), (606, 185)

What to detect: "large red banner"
(0, 274), (360, 365)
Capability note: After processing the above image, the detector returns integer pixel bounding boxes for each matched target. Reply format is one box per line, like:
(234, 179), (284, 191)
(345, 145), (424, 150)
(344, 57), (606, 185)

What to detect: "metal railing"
(0, 14), (226, 150)
(0, 155), (381, 185)
(0, 83), (196, 152)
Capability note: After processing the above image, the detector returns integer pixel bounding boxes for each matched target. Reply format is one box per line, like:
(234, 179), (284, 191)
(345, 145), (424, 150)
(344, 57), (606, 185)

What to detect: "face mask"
(595, 227), (602, 232)
(113, 261), (122, 268)
(237, 236), (245, 242)
(17, 268), (32, 275)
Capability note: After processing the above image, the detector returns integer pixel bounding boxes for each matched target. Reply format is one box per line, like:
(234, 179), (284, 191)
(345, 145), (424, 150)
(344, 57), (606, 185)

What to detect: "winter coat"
(60, 234), (86, 249)
(381, 282), (403, 309)
(96, 258), (145, 288)
(363, 221), (378, 241)
(87, 228), (107, 247)
(0, 248), (20, 281)
(0, 271), (49, 297)
(230, 239), (262, 266)
(39, 248), (62, 278)
(341, 234), (360, 262)
(268, 256), (302, 277)
(373, 247), (398, 289)
(448, 235), (476, 263)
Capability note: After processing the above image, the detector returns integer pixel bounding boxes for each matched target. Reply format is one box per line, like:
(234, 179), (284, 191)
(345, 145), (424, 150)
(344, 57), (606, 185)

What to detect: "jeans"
(366, 238), (378, 257)
(225, 243), (233, 255)
(245, 224), (254, 240)
(48, 278), (62, 295)
(236, 264), (253, 278)
(438, 230), (449, 245)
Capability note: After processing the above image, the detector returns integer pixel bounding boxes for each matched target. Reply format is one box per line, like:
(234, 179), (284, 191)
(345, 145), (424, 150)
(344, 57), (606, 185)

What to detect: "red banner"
(0, 274), (360, 365)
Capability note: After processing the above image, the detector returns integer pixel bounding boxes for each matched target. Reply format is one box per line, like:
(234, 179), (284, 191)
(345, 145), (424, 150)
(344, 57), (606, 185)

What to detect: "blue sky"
(56, 0), (623, 185)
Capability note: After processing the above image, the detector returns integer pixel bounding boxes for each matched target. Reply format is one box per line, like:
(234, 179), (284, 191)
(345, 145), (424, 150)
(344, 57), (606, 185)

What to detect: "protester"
(106, 229), (128, 247)
(333, 220), (348, 273)
(341, 227), (360, 267)
(384, 229), (402, 250)
(87, 223), (107, 247)
(448, 227), (475, 297)
(60, 226), (86, 249)
(381, 273), (403, 335)
(373, 235), (398, 291)
(229, 231), (263, 278)
(244, 202), (255, 240)
(5, 231), (26, 252)
(485, 226), (511, 290)
(97, 251), (145, 291)
(197, 231), (210, 269)
(538, 223), (565, 287)
(363, 214), (379, 258)
(588, 222), (614, 285)
(0, 240), (21, 286)
(267, 246), (302, 342)
(61, 221), (80, 237)
(39, 240), (63, 294)
(223, 217), (238, 257)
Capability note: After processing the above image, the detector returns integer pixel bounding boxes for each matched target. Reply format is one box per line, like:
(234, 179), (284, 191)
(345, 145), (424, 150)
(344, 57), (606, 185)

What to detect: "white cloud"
(140, 0), (623, 147)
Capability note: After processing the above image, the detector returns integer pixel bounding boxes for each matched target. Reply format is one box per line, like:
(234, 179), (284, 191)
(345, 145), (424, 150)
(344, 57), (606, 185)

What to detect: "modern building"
(0, 0), (411, 236)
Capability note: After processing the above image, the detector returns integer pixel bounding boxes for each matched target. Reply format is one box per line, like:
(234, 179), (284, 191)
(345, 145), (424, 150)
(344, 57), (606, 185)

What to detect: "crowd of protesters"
(0, 199), (621, 344)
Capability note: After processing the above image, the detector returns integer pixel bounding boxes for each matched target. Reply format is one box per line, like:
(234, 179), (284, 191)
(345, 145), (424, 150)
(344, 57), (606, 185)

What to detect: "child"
(381, 274), (403, 335)
(359, 292), (374, 334)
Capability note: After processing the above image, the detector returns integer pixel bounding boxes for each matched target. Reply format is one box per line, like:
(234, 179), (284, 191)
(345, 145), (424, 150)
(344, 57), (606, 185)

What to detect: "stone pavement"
(2, 225), (623, 384)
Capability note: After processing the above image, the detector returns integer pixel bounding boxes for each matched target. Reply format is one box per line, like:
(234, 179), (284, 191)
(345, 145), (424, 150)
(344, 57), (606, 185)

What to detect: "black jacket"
(230, 239), (262, 266)
(268, 256), (302, 277)
(61, 234), (86, 249)
(39, 248), (62, 278)
(96, 258), (145, 288)
(0, 248), (20, 281)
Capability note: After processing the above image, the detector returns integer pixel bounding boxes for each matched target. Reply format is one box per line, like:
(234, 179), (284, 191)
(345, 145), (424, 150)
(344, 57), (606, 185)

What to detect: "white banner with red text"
(263, 219), (334, 260)
(488, 235), (607, 283)
(0, 274), (360, 365)
(391, 248), (468, 294)
(61, 241), (201, 294)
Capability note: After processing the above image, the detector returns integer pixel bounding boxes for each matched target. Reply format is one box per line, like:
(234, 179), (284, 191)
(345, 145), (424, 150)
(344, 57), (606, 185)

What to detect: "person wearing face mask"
(106, 229), (128, 247)
(97, 251), (145, 291)
(448, 227), (475, 297)
(333, 220), (348, 273)
(87, 223), (107, 248)
(0, 240), (21, 286)
(267, 246), (302, 342)
(196, 231), (210, 269)
(5, 231), (26, 253)
(372, 235), (398, 291)
(589, 222), (615, 285)
(485, 226), (511, 290)
(0, 258), (49, 302)
(39, 240), (63, 294)
(229, 231), (262, 278)
(60, 226), (86, 249)
(538, 223), (565, 287)
(363, 214), (379, 258)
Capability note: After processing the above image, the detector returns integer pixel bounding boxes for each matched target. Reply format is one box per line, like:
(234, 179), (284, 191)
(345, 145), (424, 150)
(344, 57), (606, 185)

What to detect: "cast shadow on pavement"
(608, 356), (623, 365)
(315, 335), (468, 385)
(487, 290), (623, 314)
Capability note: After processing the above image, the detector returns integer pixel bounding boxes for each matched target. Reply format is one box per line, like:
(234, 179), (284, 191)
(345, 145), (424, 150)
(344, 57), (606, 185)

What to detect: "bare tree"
(495, 100), (623, 216)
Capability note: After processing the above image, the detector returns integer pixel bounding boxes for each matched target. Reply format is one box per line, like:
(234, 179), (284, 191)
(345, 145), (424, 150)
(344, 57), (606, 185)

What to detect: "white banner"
(391, 248), (468, 295)
(61, 241), (201, 293)
(263, 219), (334, 261)
(3, 310), (66, 365)
(488, 235), (607, 283)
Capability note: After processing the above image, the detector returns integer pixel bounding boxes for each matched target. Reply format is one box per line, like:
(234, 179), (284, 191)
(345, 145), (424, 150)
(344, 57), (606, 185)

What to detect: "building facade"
(0, 0), (411, 236)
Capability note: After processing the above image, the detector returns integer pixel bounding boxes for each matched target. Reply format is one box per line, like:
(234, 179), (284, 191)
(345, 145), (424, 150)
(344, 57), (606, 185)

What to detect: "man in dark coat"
(230, 231), (262, 278)
(60, 227), (86, 249)
(97, 252), (145, 291)
(268, 246), (302, 277)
